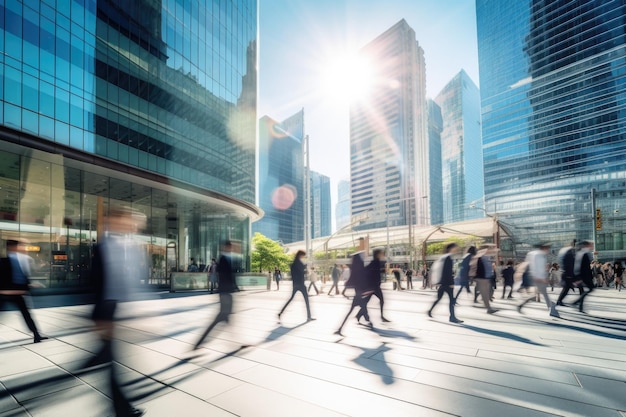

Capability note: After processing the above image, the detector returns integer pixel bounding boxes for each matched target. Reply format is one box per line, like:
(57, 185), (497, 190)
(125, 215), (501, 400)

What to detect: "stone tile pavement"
(1, 283), (625, 416)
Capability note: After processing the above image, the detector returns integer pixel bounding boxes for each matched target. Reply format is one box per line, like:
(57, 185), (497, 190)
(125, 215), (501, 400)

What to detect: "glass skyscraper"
(435, 70), (484, 224)
(427, 99), (443, 225)
(310, 170), (331, 239)
(350, 19), (429, 231)
(0, 0), (259, 289)
(254, 112), (304, 244)
(477, 0), (626, 256)
(335, 179), (351, 231)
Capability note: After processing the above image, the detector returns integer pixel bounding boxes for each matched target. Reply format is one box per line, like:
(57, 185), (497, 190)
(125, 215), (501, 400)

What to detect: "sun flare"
(320, 54), (374, 105)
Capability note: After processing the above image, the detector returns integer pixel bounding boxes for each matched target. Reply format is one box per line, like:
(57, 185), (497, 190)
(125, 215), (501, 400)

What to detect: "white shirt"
(526, 249), (548, 280)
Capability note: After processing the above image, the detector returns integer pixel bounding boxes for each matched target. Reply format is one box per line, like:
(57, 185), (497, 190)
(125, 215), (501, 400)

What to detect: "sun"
(320, 53), (374, 105)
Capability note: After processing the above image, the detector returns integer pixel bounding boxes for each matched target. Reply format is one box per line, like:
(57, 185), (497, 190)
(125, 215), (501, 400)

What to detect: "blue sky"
(258, 0), (479, 218)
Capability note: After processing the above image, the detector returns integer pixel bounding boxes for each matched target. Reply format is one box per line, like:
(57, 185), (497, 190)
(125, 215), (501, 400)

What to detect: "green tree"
(251, 232), (292, 273)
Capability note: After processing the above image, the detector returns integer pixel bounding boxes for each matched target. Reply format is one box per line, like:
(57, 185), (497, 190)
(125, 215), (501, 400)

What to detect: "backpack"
(476, 256), (486, 278)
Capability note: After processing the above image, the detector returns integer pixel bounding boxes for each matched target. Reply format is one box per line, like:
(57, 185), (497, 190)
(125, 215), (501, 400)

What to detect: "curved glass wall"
(0, 0), (256, 203)
(477, 0), (626, 258)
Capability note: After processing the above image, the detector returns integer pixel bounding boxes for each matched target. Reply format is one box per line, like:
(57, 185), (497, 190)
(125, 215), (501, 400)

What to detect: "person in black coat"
(356, 249), (390, 323)
(335, 251), (371, 335)
(556, 240), (579, 305)
(278, 250), (314, 321)
(195, 241), (239, 349)
(572, 240), (594, 313)
(501, 259), (515, 299)
(0, 239), (46, 343)
(428, 243), (463, 323)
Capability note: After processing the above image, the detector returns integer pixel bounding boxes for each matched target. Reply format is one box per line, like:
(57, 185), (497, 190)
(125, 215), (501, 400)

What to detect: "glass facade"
(350, 19), (429, 230)
(254, 113), (304, 244)
(477, 0), (626, 257)
(310, 170), (331, 238)
(435, 70), (484, 223)
(335, 179), (351, 231)
(0, 0), (259, 288)
(427, 99), (443, 225)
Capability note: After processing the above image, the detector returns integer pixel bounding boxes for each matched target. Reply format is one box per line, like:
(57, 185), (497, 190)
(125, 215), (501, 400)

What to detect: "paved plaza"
(1, 283), (625, 417)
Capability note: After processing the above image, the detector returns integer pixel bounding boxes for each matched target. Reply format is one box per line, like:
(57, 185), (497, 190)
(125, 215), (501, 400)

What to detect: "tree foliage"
(425, 236), (484, 255)
(251, 232), (292, 273)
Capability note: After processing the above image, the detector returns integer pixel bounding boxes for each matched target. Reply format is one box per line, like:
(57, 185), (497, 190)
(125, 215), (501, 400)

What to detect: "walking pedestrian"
(335, 251), (371, 335)
(392, 268), (404, 290)
(341, 264), (352, 298)
(0, 240), (47, 344)
(278, 250), (315, 322)
(472, 245), (499, 314)
(87, 207), (147, 417)
(328, 264), (341, 295)
(405, 268), (413, 290)
(572, 241), (594, 313)
(357, 249), (390, 323)
(428, 243), (463, 323)
(307, 266), (320, 295)
(207, 258), (218, 293)
(273, 267), (282, 291)
(194, 241), (238, 349)
(517, 243), (560, 317)
(454, 246), (475, 301)
(556, 240), (578, 305)
(501, 259), (515, 299)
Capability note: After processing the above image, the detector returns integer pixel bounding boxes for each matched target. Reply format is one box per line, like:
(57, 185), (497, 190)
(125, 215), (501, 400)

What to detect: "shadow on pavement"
(460, 323), (547, 347)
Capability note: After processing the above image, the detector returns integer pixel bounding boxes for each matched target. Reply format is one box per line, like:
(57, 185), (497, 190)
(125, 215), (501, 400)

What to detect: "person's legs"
(279, 288), (298, 317)
(296, 286), (313, 319)
(428, 286), (445, 316)
(556, 279), (573, 305)
(536, 281), (559, 317)
(195, 293), (232, 349)
(12, 295), (42, 340)
(475, 279), (495, 311)
(445, 287), (461, 321)
(336, 298), (360, 334)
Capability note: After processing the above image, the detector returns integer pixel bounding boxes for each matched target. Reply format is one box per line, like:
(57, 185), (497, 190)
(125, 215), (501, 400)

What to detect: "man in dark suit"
(428, 243), (463, 323)
(278, 250), (315, 322)
(0, 239), (47, 343)
(357, 248), (389, 323)
(335, 251), (371, 335)
(573, 240), (594, 313)
(556, 240), (578, 306)
(195, 241), (239, 348)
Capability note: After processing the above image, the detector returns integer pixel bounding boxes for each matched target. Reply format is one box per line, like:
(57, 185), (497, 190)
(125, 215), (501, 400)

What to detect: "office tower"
(350, 19), (429, 230)
(255, 111), (305, 244)
(310, 171), (332, 238)
(427, 100), (444, 225)
(335, 179), (351, 231)
(0, 0), (259, 290)
(435, 70), (484, 223)
(477, 0), (626, 252)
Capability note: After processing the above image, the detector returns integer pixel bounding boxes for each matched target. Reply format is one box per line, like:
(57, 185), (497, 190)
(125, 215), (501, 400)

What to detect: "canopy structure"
(284, 217), (515, 267)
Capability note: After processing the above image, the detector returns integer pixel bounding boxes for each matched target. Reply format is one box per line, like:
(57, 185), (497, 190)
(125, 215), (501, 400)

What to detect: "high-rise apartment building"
(477, 0), (626, 253)
(435, 70), (484, 223)
(255, 111), (304, 244)
(427, 100), (444, 225)
(0, 0), (259, 289)
(350, 19), (429, 230)
(310, 171), (331, 238)
(335, 179), (351, 231)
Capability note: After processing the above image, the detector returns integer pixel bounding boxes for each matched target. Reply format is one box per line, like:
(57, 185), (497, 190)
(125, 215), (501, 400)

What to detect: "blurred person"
(405, 268), (413, 290)
(0, 240), (47, 343)
(572, 241), (594, 313)
(472, 245), (499, 314)
(328, 264), (341, 295)
(335, 251), (371, 335)
(556, 241), (578, 306)
(341, 264), (353, 298)
(307, 266), (320, 295)
(614, 261), (624, 291)
(422, 267), (430, 289)
(517, 243), (560, 318)
(194, 241), (238, 349)
(548, 263), (561, 292)
(501, 259), (515, 299)
(455, 246), (475, 301)
(392, 268), (404, 291)
(278, 250), (314, 322)
(273, 267), (282, 291)
(207, 258), (218, 294)
(428, 243), (463, 323)
(357, 249), (390, 323)
(188, 258), (199, 272)
(88, 207), (148, 417)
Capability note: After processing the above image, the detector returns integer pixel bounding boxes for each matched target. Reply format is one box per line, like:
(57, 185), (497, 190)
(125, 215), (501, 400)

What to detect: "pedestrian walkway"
(1, 284), (625, 416)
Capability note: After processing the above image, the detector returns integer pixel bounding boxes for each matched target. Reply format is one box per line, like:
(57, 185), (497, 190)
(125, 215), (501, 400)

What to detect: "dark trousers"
(556, 277), (577, 304)
(338, 293), (370, 333)
(279, 285), (312, 319)
(275, 278), (280, 290)
(455, 282), (471, 299)
(0, 294), (40, 337)
(328, 280), (339, 295)
(195, 292), (233, 348)
(307, 281), (319, 295)
(573, 281), (594, 311)
(406, 276), (413, 289)
(359, 287), (385, 319)
(502, 283), (513, 299)
(429, 286), (457, 320)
